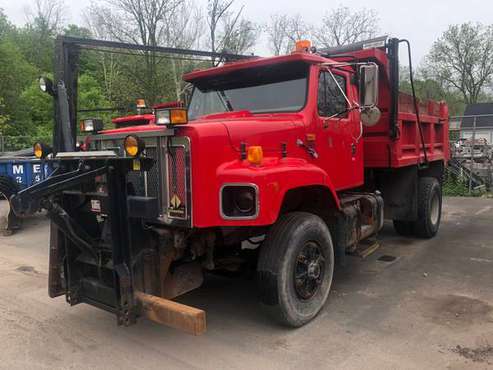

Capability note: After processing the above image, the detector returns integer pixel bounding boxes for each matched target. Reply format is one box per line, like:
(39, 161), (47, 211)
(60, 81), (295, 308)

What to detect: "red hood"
(189, 112), (306, 152)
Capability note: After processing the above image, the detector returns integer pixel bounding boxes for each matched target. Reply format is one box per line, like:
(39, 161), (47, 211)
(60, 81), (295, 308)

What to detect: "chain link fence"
(446, 114), (493, 196)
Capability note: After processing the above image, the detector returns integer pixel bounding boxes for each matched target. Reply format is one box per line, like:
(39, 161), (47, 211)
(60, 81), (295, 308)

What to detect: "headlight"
(155, 108), (188, 125)
(33, 142), (52, 159)
(156, 109), (170, 125)
(80, 119), (103, 133)
(39, 77), (55, 96)
(221, 184), (258, 219)
(124, 135), (145, 157)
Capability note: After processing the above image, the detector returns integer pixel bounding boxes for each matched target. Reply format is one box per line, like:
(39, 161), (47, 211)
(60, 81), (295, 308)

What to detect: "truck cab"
(14, 37), (449, 333)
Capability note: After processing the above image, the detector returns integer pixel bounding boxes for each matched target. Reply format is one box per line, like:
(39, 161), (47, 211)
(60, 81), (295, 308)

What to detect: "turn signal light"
(156, 108), (188, 125)
(124, 135), (145, 157)
(247, 146), (263, 165)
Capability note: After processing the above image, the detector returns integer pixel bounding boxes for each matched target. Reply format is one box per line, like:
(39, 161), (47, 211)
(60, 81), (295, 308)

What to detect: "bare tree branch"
(265, 13), (311, 56)
(313, 6), (379, 48)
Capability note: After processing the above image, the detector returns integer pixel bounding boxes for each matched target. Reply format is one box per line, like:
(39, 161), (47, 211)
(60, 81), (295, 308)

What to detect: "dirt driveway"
(0, 197), (492, 369)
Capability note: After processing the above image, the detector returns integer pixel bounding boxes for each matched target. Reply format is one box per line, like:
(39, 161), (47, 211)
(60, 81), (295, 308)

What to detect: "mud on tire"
(257, 212), (334, 327)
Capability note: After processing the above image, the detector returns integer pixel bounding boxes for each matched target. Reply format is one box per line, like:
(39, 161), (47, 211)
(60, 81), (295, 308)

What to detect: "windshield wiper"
(217, 90), (234, 112)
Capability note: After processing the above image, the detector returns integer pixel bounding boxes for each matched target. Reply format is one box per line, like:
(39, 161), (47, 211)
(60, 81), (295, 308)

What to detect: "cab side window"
(318, 72), (348, 117)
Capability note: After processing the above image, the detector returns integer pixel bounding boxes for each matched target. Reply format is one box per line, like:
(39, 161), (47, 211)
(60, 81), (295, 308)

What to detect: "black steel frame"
(12, 156), (154, 324)
(53, 35), (254, 154)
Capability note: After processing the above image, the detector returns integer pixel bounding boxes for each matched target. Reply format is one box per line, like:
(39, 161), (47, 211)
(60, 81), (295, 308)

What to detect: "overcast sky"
(1, 0), (492, 66)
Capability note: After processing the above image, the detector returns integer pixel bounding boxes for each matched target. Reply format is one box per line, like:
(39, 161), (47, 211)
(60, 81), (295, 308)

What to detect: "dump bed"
(363, 92), (450, 168)
(330, 43), (450, 169)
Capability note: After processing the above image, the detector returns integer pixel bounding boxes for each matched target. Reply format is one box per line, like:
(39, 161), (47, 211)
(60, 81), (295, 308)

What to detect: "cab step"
(350, 238), (380, 259)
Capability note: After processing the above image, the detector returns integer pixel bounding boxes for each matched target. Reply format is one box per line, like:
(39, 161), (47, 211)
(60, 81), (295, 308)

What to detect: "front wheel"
(257, 212), (334, 327)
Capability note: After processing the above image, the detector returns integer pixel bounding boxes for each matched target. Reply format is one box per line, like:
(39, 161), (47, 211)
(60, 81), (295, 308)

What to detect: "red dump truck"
(13, 36), (449, 334)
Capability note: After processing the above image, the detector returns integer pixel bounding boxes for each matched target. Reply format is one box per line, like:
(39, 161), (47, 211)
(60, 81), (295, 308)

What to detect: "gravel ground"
(0, 197), (492, 369)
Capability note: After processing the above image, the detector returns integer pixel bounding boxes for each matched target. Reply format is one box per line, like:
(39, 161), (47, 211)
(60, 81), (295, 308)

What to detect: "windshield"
(188, 61), (309, 120)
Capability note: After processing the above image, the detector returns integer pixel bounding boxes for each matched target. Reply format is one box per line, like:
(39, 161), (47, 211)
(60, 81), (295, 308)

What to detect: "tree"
(160, 0), (204, 99)
(0, 39), (37, 136)
(221, 17), (258, 55)
(426, 23), (493, 104)
(0, 8), (13, 38)
(265, 14), (311, 56)
(84, 0), (183, 105)
(265, 14), (290, 56)
(206, 0), (257, 64)
(313, 6), (378, 48)
(21, 0), (66, 71)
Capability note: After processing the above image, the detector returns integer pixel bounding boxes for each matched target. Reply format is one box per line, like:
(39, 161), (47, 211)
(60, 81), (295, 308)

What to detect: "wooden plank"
(135, 291), (206, 335)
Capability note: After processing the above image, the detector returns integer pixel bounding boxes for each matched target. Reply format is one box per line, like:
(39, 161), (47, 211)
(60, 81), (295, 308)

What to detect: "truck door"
(315, 68), (363, 190)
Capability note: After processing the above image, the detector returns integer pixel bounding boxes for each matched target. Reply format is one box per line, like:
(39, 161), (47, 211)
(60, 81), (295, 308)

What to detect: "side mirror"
(359, 64), (379, 107)
(39, 77), (56, 97)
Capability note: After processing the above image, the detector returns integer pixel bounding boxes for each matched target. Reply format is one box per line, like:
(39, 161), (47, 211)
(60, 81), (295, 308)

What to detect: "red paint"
(95, 48), (449, 229)
(112, 114), (155, 126)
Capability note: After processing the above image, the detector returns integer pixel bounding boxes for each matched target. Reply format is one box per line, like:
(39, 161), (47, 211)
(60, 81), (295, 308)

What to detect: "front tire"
(257, 212), (334, 327)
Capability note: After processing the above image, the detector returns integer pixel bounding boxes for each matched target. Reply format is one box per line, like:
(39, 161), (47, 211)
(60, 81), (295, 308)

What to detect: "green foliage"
(399, 67), (467, 116)
(0, 38), (37, 136)
(443, 175), (471, 197)
(19, 78), (54, 136)
(78, 74), (113, 128)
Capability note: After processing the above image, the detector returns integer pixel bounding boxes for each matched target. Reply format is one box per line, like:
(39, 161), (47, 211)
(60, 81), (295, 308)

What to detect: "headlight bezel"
(155, 108), (188, 126)
(33, 142), (52, 159)
(220, 183), (259, 220)
(80, 118), (104, 133)
(123, 135), (146, 157)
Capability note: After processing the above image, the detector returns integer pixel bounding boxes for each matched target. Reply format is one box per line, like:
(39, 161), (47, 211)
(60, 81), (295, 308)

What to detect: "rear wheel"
(413, 177), (442, 238)
(393, 220), (414, 236)
(257, 212), (334, 327)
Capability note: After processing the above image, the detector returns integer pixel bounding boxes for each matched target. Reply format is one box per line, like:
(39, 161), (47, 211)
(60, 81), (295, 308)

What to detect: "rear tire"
(413, 177), (442, 238)
(393, 220), (414, 236)
(257, 212), (334, 327)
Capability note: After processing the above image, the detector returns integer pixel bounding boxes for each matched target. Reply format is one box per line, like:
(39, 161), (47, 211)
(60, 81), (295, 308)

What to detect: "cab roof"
(183, 52), (331, 82)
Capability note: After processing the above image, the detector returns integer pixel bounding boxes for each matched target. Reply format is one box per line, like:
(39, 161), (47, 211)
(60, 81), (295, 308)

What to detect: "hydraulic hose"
(399, 39), (429, 167)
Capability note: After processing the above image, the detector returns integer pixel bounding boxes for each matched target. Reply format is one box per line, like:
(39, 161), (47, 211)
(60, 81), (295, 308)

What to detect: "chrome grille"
(145, 147), (159, 198)
(92, 133), (191, 224)
(167, 145), (187, 219)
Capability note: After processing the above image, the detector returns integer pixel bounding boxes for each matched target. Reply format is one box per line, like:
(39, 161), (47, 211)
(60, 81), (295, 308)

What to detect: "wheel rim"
(430, 192), (440, 226)
(294, 241), (325, 300)
(0, 191), (10, 228)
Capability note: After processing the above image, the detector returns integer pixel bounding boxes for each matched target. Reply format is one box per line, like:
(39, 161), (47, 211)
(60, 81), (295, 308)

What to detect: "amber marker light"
(294, 40), (312, 52)
(170, 108), (188, 125)
(247, 146), (263, 165)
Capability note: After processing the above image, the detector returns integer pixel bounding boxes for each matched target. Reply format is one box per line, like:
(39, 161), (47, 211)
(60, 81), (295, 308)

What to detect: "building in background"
(460, 103), (493, 143)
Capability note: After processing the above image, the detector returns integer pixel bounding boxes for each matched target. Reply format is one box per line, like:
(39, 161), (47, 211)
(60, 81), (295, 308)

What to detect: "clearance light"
(156, 108), (188, 125)
(294, 40), (312, 53)
(136, 99), (147, 109)
(247, 146), (263, 165)
(124, 135), (145, 157)
(33, 142), (52, 159)
(80, 118), (104, 133)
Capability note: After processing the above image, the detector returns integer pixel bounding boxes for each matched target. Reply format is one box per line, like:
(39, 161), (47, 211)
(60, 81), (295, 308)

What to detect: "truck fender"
(216, 158), (340, 225)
